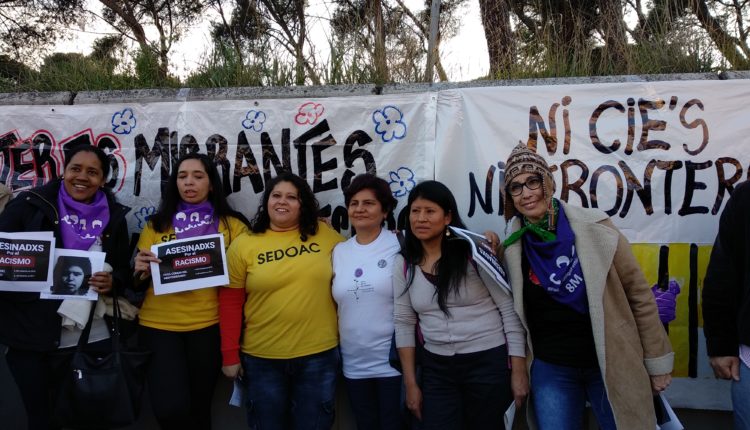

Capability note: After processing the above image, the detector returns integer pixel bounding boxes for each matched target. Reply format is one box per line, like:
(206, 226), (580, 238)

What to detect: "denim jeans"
(241, 347), (340, 430)
(733, 360), (750, 430)
(420, 345), (512, 430)
(530, 358), (616, 430)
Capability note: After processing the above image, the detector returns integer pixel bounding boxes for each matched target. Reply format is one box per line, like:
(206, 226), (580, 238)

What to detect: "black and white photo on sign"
(40, 248), (105, 301)
(150, 233), (228, 295)
(0, 231), (56, 292)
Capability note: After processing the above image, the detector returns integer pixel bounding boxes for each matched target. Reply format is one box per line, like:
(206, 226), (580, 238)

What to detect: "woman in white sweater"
(393, 180), (527, 430)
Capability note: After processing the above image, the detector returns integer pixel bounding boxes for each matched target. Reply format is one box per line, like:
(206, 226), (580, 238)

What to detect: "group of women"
(0, 143), (673, 430)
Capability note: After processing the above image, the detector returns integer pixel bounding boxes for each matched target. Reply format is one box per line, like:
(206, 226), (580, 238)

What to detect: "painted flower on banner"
(295, 102), (324, 125)
(242, 110), (266, 132)
(135, 206), (156, 230)
(373, 106), (407, 142)
(111, 108), (136, 135)
(389, 167), (416, 198)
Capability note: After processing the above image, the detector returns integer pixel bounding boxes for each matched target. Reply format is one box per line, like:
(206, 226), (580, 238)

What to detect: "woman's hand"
(222, 364), (243, 380)
(483, 230), (500, 255)
(134, 249), (160, 278)
(510, 357), (529, 407)
(88, 271), (113, 294)
(405, 382), (423, 421)
(650, 373), (672, 393)
(709, 356), (741, 381)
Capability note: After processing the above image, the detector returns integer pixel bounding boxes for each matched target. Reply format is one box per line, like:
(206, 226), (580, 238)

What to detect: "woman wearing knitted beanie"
(499, 143), (673, 430)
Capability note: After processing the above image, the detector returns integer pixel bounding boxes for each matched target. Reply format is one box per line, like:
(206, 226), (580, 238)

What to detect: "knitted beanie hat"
(503, 142), (555, 222)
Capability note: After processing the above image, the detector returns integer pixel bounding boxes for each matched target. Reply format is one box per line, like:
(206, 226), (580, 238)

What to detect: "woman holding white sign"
(499, 143), (673, 430)
(133, 153), (250, 430)
(393, 180), (527, 430)
(0, 145), (131, 430)
(220, 172), (344, 430)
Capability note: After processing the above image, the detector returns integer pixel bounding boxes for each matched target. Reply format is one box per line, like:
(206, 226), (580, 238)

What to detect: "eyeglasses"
(508, 176), (543, 196)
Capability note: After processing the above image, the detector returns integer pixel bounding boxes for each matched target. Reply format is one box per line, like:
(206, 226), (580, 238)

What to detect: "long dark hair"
(149, 153), (250, 233)
(251, 172), (319, 242)
(403, 180), (470, 315)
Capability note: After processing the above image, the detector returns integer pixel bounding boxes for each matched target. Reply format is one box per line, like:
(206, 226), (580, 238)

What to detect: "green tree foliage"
(0, 0), (85, 56)
(0, 0), (748, 90)
(96, 0), (206, 82)
(330, 0), (464, 83)
(481, 0), (748, 79)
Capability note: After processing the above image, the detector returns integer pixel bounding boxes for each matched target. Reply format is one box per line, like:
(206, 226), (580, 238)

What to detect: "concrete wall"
(0, 71), (747, 106)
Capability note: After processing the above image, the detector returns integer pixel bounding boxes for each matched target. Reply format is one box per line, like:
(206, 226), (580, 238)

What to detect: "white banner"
(0, 93), (437, 236)
(435, 80), (750, 244)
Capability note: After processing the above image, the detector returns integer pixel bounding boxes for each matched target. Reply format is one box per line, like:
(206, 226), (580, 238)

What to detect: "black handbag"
(50, 293), (150, 429)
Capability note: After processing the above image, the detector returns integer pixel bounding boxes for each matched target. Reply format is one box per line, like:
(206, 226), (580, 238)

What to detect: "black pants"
(138, 324), (221, 430)
(344, 375), (405, 430)
(5, 339), (111, 430)
(420, 345), (512, 430)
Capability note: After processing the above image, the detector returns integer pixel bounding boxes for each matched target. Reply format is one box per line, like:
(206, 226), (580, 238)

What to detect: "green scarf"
(502, 199), (559, 247)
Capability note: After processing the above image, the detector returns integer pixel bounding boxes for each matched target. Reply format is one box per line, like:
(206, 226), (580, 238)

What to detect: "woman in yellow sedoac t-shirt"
(133, 153), (250, 430)
(219, 172), (344, 430)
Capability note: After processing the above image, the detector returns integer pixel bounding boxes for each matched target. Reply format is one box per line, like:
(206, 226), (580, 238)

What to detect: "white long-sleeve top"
(393, 253), (526, 357)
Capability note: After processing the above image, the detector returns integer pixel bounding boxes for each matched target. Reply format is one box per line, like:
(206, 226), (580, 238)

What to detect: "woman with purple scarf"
(0, 145), (131, 430)
(133, 153), (250, 430)
(499, 143), (674, 430)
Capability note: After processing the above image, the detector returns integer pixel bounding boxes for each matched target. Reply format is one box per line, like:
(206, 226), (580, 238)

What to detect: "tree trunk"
(295, 0), (306, 85)
(690, 0), (750, 69)
(597, 0), (630, 74)
(372, 0), (389, 83)
(478, 0), (514, 78)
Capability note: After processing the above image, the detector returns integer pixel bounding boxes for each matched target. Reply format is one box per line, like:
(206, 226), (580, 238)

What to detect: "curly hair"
(251, 172), (319, 242)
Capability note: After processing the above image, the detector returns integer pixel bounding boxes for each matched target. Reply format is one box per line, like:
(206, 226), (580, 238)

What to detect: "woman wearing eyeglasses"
(499, 143), (673, 430)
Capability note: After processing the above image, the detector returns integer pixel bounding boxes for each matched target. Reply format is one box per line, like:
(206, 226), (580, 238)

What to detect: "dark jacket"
(703, 180), (750, 357)
(0, 180), (131, 351)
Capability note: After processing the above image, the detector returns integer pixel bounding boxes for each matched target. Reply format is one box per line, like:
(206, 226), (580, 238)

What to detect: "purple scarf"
(57, 186), (110, 251)
(173, 201), (218, 239)
(523, 205), (589, 314)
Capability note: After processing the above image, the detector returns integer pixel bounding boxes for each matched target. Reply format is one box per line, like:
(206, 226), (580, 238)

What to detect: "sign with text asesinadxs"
(150, 234), (229, 295)
(0, 231), (55, 292)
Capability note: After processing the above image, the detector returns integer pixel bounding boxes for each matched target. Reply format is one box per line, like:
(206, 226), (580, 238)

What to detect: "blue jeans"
(420, 345), (512, 430)
(241, 347), (340, 430)
(530, 359), (616, 430)
(344, 376), (404, 430)
(733, 360), (750, 430)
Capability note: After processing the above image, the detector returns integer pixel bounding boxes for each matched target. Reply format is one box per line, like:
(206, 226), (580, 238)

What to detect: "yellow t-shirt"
(138, 216), (248, 332)
(226, 221), (344, 359)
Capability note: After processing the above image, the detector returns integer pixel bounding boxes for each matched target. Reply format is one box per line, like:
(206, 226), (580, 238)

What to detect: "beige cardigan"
(502, 201), (673, 429)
